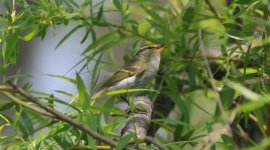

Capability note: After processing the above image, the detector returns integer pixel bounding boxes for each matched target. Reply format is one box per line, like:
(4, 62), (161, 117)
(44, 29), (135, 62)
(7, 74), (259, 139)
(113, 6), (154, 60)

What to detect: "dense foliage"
(1, 0), (270, 149)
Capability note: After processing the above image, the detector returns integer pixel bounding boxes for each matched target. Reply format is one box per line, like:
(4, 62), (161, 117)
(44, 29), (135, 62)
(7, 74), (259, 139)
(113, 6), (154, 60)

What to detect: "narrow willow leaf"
(6, 29), (20, 65)
(182, 7), (194, 30)
(116, 133), (135, 150)
(90, 52), (104, 90)
(2, 0), (11, 13)
(142, 5), (164, 24)
(45, 96), (81, 113)
(85, 110), (97, 146)
(76, 73), (90, 109)
(234, 0), (252, 4)
(80, 27), (91, 44)
(21, 26), (39, 41)
(13, 105), (22, 127)
(103, 118), (129, 135)
(53, 135), (72, 149)
(20, 112), (34, 136)
(0, 114), (10, 124)
(226, 80), (262, 101)
(96, 88), (159, 98)
(112, 0), (122, 10)
(226, 30), (255, 41)
(97, 4), (104, 21)
(0, 102), (14, 111)
(46, 74), (76, 84)
(82, 31), (117, 55)
(54, 90), (75, 98)
(233, 101), (265, 113)
(56, 25), (83, 49)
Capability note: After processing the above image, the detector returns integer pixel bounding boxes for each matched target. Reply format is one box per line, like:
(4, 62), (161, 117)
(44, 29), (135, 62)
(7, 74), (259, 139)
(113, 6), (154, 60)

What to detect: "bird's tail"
(92, 87), (107, 99)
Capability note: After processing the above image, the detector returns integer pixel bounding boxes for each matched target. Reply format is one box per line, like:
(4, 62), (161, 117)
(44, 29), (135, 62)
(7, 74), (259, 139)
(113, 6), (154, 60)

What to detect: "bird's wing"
(101, 64), (146, 88)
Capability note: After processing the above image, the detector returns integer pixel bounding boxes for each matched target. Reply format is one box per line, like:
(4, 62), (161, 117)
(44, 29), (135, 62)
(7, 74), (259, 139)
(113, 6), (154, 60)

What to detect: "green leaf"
(54, 90), (76, 98)
(82, 31), (117, 55)
(0, 114), (10, 124)
(97, 4), (104, 21)
(85, 110), (97, 146)
(97, 88), (159, 98)
(221, 134), (235, 149)
(6, 29), (20, 65)
(234, 0), (252, 4)
(13, 105), (22, 127)
(47, 74), (76, 84)
(76, 73), (90, 109)
(226, 29), (256, 41)
(233, 101), (265, 113)
(90, 52), (104, 91)
(21, 26), (39, 41)
(116, 133), (135, 150)
(53, 135), (72, 149)
(0, 102), (14, 111)
(80, 28), (91, 44)
(226, 80), (262, 101)
(45, 96), (81, 113)
(112, 0), (122, 10)
(182, 7), (194, 30)
(220, 86), (235, 109)
(56, 25), (83, 48)
(103, 118), (129, 135)
(142, 6), (164, 25)
(20, 111), (34, 136)
(63, 13), (79, 19)
(2, 0), (11, 13)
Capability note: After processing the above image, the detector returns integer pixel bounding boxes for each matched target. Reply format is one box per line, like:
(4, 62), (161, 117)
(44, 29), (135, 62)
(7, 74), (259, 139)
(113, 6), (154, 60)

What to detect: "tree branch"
(145, 136), (169, 150)
(198, 30), (227, 121)
(0, 90), (54, 117)
(121, 96), (169, 150)
(205, 0), (222, 19)
(5, 81), (118, 148)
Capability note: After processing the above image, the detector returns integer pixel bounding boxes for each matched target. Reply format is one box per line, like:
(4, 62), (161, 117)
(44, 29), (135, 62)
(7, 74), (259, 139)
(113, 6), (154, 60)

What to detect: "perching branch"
(121, 96), (169, 150)
(4, 81), (118, 148)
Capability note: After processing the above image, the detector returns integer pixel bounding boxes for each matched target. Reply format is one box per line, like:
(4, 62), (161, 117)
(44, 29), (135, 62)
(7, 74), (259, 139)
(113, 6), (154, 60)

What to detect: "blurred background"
(1, 0), (270, 149)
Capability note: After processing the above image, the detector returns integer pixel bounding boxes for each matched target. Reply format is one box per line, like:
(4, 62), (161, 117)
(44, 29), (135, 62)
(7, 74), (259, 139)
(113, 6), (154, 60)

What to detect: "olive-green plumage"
(93, 44), (165, 99)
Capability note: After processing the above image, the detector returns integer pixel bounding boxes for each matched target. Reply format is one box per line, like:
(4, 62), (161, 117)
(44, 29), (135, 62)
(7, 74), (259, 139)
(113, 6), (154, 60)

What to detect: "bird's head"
(135, 44), (165, 57)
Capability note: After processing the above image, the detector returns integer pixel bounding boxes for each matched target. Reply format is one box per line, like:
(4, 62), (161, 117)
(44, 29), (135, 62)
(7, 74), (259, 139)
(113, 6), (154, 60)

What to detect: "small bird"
(93, 44), (165, 99)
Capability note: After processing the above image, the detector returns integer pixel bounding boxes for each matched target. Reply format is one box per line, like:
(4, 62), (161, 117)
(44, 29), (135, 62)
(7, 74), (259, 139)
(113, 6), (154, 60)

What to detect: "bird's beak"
(155, 44), (166, 53)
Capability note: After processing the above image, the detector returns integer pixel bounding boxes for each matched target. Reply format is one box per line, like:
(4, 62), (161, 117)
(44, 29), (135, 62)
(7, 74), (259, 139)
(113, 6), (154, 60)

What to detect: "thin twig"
(145, 136), (169, 150)
(0, 86), (13, 92)
(198, 30), (226, 121)
(12, 0), (16, 15)
(6, 81), (118, 148)
(182, 55), (241, 62)
(0, 91), (54, 117)
(205, 0), (222, 19)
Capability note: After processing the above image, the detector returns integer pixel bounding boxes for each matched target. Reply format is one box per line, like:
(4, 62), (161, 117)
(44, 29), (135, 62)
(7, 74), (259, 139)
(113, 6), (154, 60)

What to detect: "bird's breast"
(107, 76), (136, 91)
